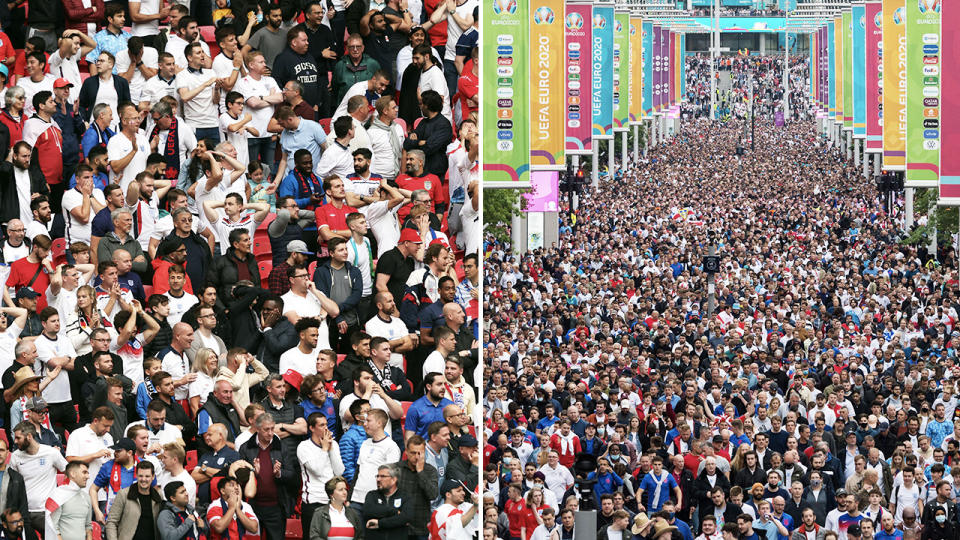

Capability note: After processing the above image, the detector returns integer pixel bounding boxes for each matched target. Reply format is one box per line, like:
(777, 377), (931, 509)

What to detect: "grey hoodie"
(157, 501), (209, 540)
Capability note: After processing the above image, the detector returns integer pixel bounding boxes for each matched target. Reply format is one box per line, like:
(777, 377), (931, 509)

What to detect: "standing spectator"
(412, 45), (450, 123)
(25, 0), (57, 52)
(280, 80), (316, 121)
(18, 52), (55, 118)
(206, 229), (261, 300)
(33, 307), (79, 433)
(79, 52), (132, 127)
(271, 28), (321, 112)
(106, 102), (152, 191)
(362, 462), (414, 539)
(139, 53), (178, 113)
(395, 434), (439, 538)
(116, 37), (159, 106)
(277, 150), (325, 212)
(279, 317), (322, 378)
(402, 90), (452, 181)
(0, 142), (48, 225)
(404, 373), (454, 441)
(156, 481), (207, 540)
(280, 259), (340, 327)
(445, 118), (475, 236)
(2, 235), (53, 311)
(313, 237), (363, 351)
(158, 209), (213, 293)
(368, 95), (404, 182)
(63, 0), (104, 37)
(0, 437), (31, 539)
(158, 323), (196, 404)
(307, 476), (362, 540)
(212, 27), (250, 112)
(0, 87), (26, 154)
(297, 412), (345, 530)
(240, 6), (287, 68)
(274, 105), (327, 179)
(295, 1), (337, 117)
(165, 17), (211, 70)
(332, 70), (390, 122)
(44, 461), (92, 540)
(177, 43), (221, 142)
(85, 5), (131, 75)
(332, 34), (381, 105)
(351, 409), (400, 511)
(235, 51), (282, 173)
(395, 151), (442, 224)
(219, 91), (257, 167)
(129, 0), (171, 48)
(9, 421), (67, 535)
(104, 461), (163, 540)
(51, 82), (84, 184)
(237, 412), (297, 540)
(48, 31), (96, 104)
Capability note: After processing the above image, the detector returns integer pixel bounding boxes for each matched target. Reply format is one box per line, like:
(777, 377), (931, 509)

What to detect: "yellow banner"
(530, 0), (565, 167)
(835, 16), (844, 124)
(881, 0), (906, 170)
(630, 17), (642, 121)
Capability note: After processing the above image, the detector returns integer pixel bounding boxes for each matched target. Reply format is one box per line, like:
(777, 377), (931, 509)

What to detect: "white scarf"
(649, 471), (668, 509)
(556, 432), (576, 455)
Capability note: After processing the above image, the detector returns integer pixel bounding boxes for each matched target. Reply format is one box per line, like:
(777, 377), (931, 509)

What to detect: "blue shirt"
(405, 395), (454, 437)
(279, 118), (327, 174)
(588, 470), (623, 500)
(875, 530), (904, 540)
(94, 459), (137, 502)
(86, 28), (131, 69)
(91, 207), (114, 239)
(80, 123), (114, 158)
(278, 170), (324, 209)
(639, 471), (678, 512)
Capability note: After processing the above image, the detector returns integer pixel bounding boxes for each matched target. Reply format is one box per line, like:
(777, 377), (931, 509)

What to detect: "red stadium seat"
(394, 117), (407, 136)
(308, 260), (317, 277)
(259, 212), (277, 230)
(401, 401), (413, 430)
(258, 260), (273, 281)
(336, 354), (345, 365)
(57, 473), (67, 486)
(185, 450), (198, 471)
(285, 518), (303, 539)
(253, 232), (271, 260)
(318, 118), (331, 133)
(142, 285), (153, 298)
(199, 26), (217, 44)
(92, 522), (102, 540)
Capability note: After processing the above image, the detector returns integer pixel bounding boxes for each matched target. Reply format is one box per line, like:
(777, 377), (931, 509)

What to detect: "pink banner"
(941, 3), (960, 198)
(866, 2), (882, 151)
(667, 32), (678, 105)
(564, 4), (592, 153)
(524, 170), (560, 212)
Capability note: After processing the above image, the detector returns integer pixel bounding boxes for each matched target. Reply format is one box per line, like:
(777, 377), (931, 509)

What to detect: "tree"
(482, 188), (528, 244)
(903, 187), (959, 250)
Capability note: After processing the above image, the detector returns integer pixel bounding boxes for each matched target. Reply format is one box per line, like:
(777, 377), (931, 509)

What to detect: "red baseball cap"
(53, 78), (73, 89)
(399, 229), (422, 244)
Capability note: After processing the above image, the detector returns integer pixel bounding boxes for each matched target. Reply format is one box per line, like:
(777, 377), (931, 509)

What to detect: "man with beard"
(0, 141), (47, 226)
(395, 151), (443, 224)
(24, 197), (55, 243)
(9, 422), (67, 535)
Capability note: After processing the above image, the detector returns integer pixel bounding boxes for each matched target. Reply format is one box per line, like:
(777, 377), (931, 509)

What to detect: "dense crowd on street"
(0, 0), (480, 538)
(480, 55), (960, 540)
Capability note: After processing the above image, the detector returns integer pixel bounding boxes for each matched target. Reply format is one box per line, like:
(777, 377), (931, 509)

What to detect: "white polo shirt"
(65, 424), (114, 490)
(34, 332), (77, 404)
(176, 67), (219, 128)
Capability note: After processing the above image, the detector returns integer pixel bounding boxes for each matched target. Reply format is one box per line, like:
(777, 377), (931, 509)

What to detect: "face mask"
(811, 479), (821, 487)
(503, 456), (513, 465)
(937, 515), (947, 524)
(534, 483), (544, 489)
(256, 12), (264, 22)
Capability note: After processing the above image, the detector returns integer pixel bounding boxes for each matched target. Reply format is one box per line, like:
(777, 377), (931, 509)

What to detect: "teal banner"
(592, 5), (614, 137)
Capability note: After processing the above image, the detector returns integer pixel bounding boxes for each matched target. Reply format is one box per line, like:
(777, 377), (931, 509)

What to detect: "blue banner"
(592, 5), (614, 137)
(828, 20), (836, 119)
(680, 34), (686, 99)
(643, 21), (653, 115)
(852, 4), (866, 138)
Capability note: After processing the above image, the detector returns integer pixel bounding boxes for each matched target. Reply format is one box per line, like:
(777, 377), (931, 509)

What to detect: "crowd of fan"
(0, 0), (480, 538)
(480, 64), (960, 540)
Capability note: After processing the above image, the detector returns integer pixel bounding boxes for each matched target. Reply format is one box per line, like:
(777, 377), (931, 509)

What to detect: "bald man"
(364, 291), (418, 368)
(159, 322), (197, 401)
(1, 219), (29, 263)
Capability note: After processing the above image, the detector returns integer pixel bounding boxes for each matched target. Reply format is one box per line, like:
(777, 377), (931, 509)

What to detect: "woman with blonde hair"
(188, 347), (220, 417)
(64, 284), (108, 355)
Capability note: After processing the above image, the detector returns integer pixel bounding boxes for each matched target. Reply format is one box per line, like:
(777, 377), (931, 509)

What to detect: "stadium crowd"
(0, 0), (480, 538)
(480, 57), (960, 540)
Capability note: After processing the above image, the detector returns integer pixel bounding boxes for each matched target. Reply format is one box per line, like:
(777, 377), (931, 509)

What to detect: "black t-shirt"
(272, 49), (321, 107)
(377, 247), (415, 307)
(132, 491), (156, 540)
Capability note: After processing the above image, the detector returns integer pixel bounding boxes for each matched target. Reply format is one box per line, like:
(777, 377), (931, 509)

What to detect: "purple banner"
(524, 170), (561, 212)
(564, 3), (592, 153)
(775, 110), (785, 126)
(653, 26), (662, 111)
(820, 25), (827, 109)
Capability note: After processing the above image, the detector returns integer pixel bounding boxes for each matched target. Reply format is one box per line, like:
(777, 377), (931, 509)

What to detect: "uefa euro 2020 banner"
(643, 21), (653, 116)
(629, 16), (642, 123)
(852, 4), (867, 139)
(483, 0), (530, 186)
(905, 0), (940, 186)
(882, 0), (906, 170)
(866, 1), (883, 152)
(591, 5), (614, 139)
(530, 0), (564, 168)
(613, 10), (630, 130)
(564, 3), (592, 154)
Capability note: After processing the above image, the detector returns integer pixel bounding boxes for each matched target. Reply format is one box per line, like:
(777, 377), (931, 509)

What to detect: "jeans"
(331, 11), (347, 54)
(301, 502), (321, 536)
(195, 127), (221, 144)
(248, 137), (276, 176)
(443, 58), (459, 106)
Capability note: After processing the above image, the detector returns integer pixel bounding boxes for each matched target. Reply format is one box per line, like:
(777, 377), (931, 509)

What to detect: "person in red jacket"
(0, 85), (25, 151)
(22, 90), (64, 201)
(549, 419), (582, 469)
(395, 149), (444, 223)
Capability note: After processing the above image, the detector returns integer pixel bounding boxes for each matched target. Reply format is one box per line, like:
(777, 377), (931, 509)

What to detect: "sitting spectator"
(81, 104), (115, 159)
(272, 28), (321, 112)
(207, 229), (261, 301)
(96, 208), (149, 274)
